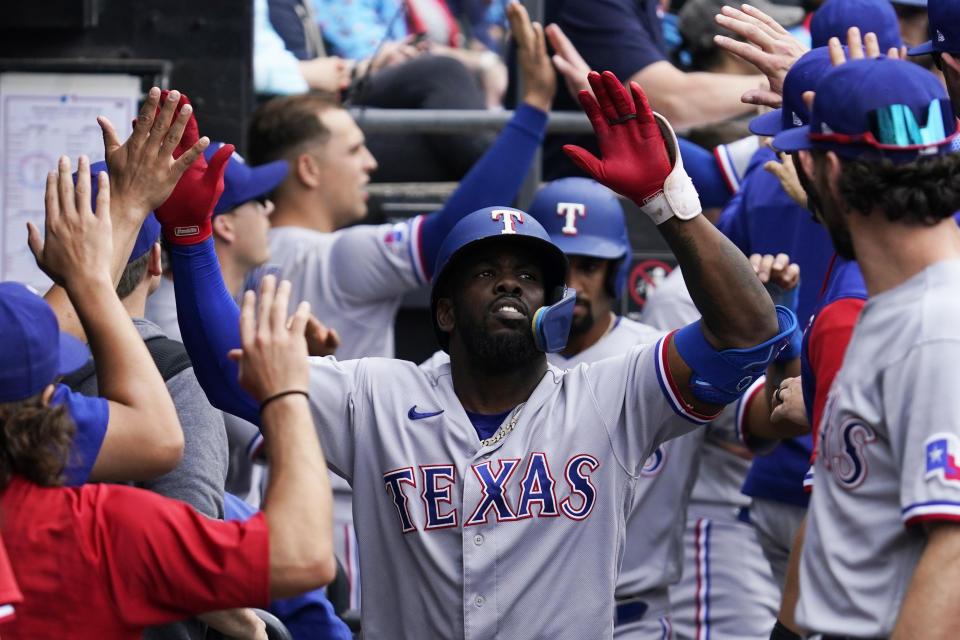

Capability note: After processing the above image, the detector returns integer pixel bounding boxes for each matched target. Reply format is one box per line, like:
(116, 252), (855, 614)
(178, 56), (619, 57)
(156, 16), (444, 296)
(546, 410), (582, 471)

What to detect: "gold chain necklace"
(479, 403), (525, 448)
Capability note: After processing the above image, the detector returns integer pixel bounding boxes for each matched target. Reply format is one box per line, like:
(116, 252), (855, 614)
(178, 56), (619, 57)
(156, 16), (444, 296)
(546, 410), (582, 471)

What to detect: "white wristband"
(639, 112), (703, 225)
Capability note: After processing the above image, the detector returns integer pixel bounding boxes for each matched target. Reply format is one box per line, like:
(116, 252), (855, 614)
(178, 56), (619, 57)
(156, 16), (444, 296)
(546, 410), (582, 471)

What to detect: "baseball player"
(529, 178), (798, 639)
(163, 69), (795, 638)
(233, 4), (555, 607)
(164, 71), (795, 638)
(770, 55), (960, 638)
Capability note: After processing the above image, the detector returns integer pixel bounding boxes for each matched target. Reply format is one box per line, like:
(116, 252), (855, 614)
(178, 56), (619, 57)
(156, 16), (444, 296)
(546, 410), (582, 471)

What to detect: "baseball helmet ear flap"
(532, 286), (577, 353)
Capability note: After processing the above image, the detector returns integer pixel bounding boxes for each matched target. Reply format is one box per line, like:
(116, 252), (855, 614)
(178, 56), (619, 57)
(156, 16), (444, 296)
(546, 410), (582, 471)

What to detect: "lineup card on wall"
(0, 72), (139, 292)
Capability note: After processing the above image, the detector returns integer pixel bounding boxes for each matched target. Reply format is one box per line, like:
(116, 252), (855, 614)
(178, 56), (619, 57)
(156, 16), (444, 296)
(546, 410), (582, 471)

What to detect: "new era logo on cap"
(907, 0), (960, 55)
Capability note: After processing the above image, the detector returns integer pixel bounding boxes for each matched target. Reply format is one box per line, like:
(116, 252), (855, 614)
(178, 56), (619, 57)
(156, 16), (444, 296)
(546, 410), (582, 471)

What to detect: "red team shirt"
(0, 534), (22, 624)
(0, 476), (270, 639)
(807, 297), (866, 451)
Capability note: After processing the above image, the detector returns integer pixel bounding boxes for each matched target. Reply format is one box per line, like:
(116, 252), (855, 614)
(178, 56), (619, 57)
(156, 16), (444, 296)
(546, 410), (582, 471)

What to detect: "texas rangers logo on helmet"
(924, 433), (960, 486)
(491, 209), (523, 234)
(557, 202), (586, 236)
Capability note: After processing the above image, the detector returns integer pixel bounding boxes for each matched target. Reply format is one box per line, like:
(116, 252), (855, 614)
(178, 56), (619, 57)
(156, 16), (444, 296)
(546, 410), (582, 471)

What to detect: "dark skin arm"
(565, 72), (780, 416)
(661, 216), (779, 415)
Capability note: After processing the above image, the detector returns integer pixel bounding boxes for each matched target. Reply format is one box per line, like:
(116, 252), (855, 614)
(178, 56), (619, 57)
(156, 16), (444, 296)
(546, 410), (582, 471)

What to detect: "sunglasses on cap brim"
(809, 99), (958, 151)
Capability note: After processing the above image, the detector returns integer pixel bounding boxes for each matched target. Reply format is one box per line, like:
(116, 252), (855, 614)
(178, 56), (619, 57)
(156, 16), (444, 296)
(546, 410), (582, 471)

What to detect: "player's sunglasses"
(808, 99), (958, 150)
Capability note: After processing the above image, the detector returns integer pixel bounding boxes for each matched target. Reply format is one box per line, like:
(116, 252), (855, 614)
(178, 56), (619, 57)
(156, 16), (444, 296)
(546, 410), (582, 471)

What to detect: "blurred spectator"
(254, 0), (351, 95)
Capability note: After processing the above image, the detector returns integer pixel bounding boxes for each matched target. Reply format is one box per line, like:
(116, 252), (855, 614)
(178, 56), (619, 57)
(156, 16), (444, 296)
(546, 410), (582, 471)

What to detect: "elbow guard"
(673, 305), (798, 405)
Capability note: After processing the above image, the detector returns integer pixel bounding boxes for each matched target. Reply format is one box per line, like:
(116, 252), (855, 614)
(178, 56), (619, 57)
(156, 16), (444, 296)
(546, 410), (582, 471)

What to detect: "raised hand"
(545, 22), (592, 101)
(508, 2), (556, 112)
(714, 4), (809, 107)
(750, 252), (800, 289)
(28, 156), (113, 289)
(563, 71), (671, 204)
(828, 27), (899, 66)
(763, 151), (807, 208)
(151, 92), (234, 244)
(228, 275), (310, 404)
(99, 88), (208, 217)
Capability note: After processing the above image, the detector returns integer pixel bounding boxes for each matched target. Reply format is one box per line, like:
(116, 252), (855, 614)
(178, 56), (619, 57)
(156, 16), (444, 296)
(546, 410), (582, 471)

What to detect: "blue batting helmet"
(431, 206), (569, 352)
(528, 177), (632, 298)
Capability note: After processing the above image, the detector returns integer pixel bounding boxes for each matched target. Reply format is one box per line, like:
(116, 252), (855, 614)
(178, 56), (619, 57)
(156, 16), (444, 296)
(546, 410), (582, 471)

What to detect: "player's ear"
(296, 152), (322, 188)
(436, 297), (455, 333)
(147, 243), (163, 277)
(212, 213), (235, 245)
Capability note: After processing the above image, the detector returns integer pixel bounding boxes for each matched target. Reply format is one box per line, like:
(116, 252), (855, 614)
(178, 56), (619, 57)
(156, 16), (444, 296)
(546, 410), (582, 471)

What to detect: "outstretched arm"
(565, 72), (784, 415)
(171, 240), (260, 425)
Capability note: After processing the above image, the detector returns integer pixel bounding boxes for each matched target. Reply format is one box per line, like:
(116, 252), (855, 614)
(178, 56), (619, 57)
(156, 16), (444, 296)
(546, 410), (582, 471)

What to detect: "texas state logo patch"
(924, 433), (960, 486)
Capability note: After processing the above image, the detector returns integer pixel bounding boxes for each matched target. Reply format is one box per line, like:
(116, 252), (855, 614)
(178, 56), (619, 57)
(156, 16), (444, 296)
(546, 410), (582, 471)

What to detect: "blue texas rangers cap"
(204, 143), (289, 216)
(0, 282), (90, 403)
(82, 161), (160, 263)
(750, 46), (840, 137)
(772, 57), (959, 164)
(810, 0), (904, 51)
(908, 0), (960, 55)
(528, 177), (631, 297)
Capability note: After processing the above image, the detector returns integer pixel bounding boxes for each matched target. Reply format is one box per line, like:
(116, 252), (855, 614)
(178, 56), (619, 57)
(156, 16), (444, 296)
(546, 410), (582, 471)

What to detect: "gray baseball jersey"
(798, 259), (960, 637)
(549, 318), (700, 594)
(644, 267), (779, 640)
(308, 338), (716, 639)
(549, 317), (700, 640)
(269, 219), (426, 360)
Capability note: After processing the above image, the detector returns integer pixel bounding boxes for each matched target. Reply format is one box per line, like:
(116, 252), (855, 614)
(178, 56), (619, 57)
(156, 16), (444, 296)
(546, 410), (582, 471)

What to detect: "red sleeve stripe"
(735, 376), (766, 447)
(902, 501), (960, 527)
(655, 333), (722, 425)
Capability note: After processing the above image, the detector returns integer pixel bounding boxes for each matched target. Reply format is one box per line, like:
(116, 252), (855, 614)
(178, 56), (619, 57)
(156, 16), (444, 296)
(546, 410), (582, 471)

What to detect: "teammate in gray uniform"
(645, 266), (781, 640)
(770, 54), (960, 638)
(171, 71), (794, 638)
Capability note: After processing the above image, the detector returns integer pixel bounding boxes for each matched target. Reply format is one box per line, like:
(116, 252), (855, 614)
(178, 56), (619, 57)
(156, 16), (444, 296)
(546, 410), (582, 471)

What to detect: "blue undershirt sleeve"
(418, 102), (547, 280)
(170, 240), (261, 426)
(677, 137), (731, 210)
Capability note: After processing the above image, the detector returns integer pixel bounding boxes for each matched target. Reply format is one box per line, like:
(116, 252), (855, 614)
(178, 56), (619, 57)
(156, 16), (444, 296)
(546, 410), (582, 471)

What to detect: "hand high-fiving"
(563, 71), (672, 206)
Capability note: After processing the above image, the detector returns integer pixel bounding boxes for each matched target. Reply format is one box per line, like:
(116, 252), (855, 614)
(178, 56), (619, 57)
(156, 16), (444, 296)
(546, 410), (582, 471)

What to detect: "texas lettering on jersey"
(382, 452), (599, 533)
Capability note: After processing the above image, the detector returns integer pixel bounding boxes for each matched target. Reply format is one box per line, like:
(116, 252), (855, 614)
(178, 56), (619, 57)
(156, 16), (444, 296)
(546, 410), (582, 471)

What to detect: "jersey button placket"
(463, 451), (498, 638)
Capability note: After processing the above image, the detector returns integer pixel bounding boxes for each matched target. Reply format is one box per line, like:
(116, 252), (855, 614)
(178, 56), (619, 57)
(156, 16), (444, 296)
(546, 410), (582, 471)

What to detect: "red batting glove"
(563, 71), (672, 206)
(153, 92), (232, 244)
